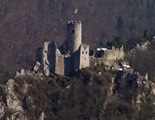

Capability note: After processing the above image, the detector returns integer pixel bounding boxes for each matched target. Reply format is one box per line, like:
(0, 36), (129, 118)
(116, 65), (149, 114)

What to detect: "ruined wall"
(47, 41), (66, 75)
(79, 44), (90, 69)
(39, 21), (91, 76)
(42, 41), (61, 74)
(64, 56), (72, 75)
(90, 57), (105, 66)
(91, 46), (125, 67)
(55, 54), (65, 75)
(48, 41), (57, 73)
(66, 21), (82, 54)
(42, 42), (50, 66)
(72, 50), (80, 70)
(40, 38), (124, 76)
(103, 46), (124, 61)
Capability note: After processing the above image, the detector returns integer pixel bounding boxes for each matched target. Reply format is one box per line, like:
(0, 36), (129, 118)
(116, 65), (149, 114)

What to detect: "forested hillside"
(0, 0), (155, 72)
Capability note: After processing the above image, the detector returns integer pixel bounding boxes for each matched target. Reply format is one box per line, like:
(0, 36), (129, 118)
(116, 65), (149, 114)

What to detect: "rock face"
(114, 71), (138, 92)
(114, 66), (155, 95)
(0, 68), (47, 120)
(5, 79), (23, 112)
(15, 69), (25, 78)
(0, 51), (155, 119)
(136, 41), (150, 50)
(129, 41), (150, 54)
(33, 61), (41, 73)
(39, 112), (45, 120)
(0, 79), (25, 120)
(43, 64), (50, 77)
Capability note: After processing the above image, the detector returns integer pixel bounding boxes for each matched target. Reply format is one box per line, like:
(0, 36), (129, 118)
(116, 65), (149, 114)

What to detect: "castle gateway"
(37, 21), (90, 76)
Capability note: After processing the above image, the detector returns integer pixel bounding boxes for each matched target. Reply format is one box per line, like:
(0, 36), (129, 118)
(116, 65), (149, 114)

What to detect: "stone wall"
(38, 21), (91, 76)
(41, 41), (58, 73)
(41, 41), (74, 76)
(40, 43), (124, 76)
(55, 54), (65, 75)
(103, 46), (124, 61)
(90, 57), (105, 66)
(42, 42), (51, 66)
(48, 41), (57, 73)
(91, 46), (125, 67)
(79, 44), (89, 69)
(72, 50), (80, 70)
(64, 56), (72, 75)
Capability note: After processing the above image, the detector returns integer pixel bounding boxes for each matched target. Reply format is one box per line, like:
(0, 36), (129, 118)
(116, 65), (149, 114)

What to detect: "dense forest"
(0, 0), (155, 72)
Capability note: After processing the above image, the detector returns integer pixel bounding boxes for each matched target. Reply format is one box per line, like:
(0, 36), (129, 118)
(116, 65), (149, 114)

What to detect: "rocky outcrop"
(39, 112), (45, 120)
(0, 79), (25, 119)
(0, 55), (155, 119)
(33, 61), (41, 73)
(129, 41), (150, 54)
(43, 65), (50, 77)
(136, 41), (150, 50)
(4, 79), (23, 112)
(0, 67), (48, 120)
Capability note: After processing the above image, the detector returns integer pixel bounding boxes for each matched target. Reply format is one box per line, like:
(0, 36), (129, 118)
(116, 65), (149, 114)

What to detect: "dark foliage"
(0, 0), (155, 72)
(127, 42), (155, 82)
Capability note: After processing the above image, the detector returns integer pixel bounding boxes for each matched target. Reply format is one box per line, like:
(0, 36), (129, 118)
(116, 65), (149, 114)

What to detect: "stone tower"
(66, 21), (82, 54)
(38, 21), (89, 76)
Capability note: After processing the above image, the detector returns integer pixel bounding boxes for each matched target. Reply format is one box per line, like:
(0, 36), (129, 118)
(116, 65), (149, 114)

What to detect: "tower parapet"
(66, 21), (82, 54)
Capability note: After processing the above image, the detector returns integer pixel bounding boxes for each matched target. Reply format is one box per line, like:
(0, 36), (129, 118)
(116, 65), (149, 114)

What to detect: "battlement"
(81, 44), (89, 48)
(67, 21), (81, 24)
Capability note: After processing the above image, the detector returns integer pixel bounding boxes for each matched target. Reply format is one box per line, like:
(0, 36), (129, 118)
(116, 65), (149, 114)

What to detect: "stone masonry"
(36, 21), (125, 76)
(37, 21), (89, 76)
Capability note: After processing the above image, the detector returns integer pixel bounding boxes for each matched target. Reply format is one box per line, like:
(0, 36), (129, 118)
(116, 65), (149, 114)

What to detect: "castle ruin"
(91, 46), (125, 67)
(37, 21), (89, 76)
(36, 21), (125, 76)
